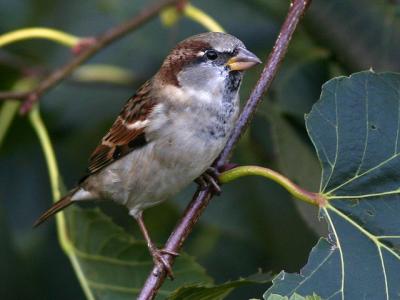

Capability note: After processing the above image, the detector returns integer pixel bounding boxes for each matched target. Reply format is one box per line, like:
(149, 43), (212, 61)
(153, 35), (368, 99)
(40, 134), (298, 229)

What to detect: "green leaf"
(265, 71), (400, 298)
(62, 206), (212, 300)
(263, 239), (338, 299)
(167, 273), (271, 300)
(266, 293), (322, 300)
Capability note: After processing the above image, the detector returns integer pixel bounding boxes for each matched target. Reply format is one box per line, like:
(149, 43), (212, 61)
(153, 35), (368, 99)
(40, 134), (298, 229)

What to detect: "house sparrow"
(34, 32), (261, 277)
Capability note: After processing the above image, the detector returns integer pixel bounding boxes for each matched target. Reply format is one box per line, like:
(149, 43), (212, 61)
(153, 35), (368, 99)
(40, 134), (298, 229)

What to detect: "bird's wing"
(85, 80), (156, 176)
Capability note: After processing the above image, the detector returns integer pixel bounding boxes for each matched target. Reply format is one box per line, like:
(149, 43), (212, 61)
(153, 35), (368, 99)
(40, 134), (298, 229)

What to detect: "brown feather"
(33, 188), (78, 227)
(158, 39), (211, 86)
(86, 80), (154, 175)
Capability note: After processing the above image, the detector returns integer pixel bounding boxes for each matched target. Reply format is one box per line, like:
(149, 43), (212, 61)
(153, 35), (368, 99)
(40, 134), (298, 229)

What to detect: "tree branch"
(0, 0), (180, 113)
(137, 0), (312, 299)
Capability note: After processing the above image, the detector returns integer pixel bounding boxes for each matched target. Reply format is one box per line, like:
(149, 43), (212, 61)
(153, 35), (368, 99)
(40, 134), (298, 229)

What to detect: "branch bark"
(0, 0), (180, 113)
(137, 0), (312, 299)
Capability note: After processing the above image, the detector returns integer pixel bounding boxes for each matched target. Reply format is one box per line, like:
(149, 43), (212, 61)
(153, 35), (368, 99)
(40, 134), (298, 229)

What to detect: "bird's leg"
(194, 176), (208, 190)
(195, 167), (221, 195)
(135, 213), (178, 279)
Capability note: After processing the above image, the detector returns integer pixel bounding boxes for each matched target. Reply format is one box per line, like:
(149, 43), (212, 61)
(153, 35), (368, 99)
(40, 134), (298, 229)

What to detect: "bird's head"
(157, 32), (261, 95)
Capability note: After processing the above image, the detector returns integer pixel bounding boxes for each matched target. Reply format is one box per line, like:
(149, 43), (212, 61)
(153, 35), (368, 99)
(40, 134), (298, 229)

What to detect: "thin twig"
(0, 0), (180, 113)
(0, 90), (29, 100)
(137, 0), (312, 299)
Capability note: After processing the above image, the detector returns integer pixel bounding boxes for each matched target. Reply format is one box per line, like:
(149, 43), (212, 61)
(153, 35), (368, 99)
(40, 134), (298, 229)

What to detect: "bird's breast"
(147, 86), (239, 171)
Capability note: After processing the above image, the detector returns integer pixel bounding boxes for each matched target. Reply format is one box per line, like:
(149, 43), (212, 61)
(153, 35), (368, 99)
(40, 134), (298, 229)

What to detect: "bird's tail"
(33, 188), (79, 227)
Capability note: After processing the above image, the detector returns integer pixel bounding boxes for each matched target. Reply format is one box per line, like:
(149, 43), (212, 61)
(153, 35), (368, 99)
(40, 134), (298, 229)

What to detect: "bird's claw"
(195, 167), (221, 195)
(150, 246), (179, 280)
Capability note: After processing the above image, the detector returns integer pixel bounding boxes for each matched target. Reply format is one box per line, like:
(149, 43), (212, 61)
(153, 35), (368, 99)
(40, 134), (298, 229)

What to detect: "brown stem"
(0, 0), (180, 113)
(137, 0), (312, 299)
(0, 90), (29, 100)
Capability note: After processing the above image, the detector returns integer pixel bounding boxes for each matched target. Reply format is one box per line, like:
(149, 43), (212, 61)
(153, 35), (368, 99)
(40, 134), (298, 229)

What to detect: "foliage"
(63, 206), (211, 300)
(167, 273), (271, 300)
(265, 293), (321, 300)
(264, 71), (400, 298)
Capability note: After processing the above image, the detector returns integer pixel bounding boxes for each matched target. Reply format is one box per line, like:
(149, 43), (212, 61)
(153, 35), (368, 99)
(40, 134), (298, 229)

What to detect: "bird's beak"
(226, 47), (262, 71)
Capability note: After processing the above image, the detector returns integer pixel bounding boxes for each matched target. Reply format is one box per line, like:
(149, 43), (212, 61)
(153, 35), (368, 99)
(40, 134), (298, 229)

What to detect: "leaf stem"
(184, 4), (225, 32)
(28, 106), (61, 201)
(161, 3), (225, 32)
(28, 105), (68, 242)
(219, 166), (325, 206)
(27, 105), (70, 251)
(72, 64), (135, 85)
(28, 105), (94, 299)
(0, 27), (80, 48)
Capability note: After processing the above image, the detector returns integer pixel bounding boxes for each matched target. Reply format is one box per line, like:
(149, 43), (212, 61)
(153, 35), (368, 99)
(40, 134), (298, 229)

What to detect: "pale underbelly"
(87, 137), (222, 217)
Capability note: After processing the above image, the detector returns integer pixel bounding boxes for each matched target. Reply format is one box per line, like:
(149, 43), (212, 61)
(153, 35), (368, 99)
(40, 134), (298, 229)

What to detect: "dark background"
(0, 0), (399, 299)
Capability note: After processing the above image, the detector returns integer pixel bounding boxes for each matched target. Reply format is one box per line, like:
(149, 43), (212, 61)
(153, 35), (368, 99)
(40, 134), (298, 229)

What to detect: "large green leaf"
(62, 205), (272, 300)
(264, 71), (400, 299)
(61, 206), (211, 300)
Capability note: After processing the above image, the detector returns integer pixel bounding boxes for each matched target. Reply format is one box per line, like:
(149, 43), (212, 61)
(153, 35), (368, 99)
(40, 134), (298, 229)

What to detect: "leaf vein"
(355, 75), (370, 176)
(322, 80), (340, 192)
(326, 152), (400, 195)
(323, 207), (345, 300)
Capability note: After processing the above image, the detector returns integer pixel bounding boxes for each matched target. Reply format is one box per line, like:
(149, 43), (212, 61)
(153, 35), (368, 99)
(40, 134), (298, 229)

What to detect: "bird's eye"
(205, 50), (218, 60)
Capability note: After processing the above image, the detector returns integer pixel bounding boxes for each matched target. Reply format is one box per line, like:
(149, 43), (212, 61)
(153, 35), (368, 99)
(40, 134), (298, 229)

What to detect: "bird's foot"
(136, 214), (179, 279)
(149, 245), (179, 279)
(195, 167), (221, 195)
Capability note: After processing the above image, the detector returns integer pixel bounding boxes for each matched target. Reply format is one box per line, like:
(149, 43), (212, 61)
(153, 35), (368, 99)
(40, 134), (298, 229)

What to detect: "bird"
(34, 32), (261, 277)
